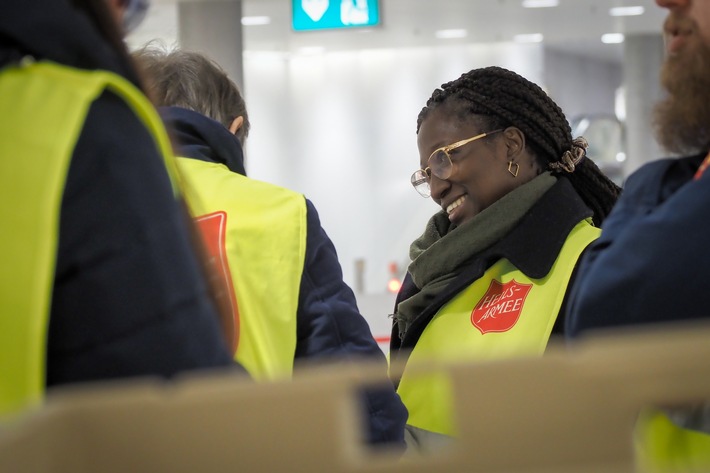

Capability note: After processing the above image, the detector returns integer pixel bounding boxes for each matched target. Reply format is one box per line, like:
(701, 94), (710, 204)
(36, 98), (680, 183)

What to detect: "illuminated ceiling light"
(522, 0), (559, 8)
(609, 6), (645, 16)
(297, 46), (325, 55)
(435, 29), (468, 39)
(513, 33), (544, 43)
(602, 33), (625, 44)
(241, 16), (271, 26)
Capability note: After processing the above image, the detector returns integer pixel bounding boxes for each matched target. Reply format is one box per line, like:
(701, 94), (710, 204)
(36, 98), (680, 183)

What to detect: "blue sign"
(292, 0), (380, 31)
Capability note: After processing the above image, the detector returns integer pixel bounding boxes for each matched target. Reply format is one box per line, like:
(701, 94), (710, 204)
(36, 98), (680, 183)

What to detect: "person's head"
(69, 0), (144, 88)
(414, 66), (620, 227)
(654, 0), (710, 154)
(104, 0), (150, 34)
(133, 45), (250, 144)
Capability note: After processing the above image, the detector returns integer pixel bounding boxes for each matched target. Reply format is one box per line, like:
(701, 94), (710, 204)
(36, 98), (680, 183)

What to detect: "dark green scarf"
(396, 172), (557, 339)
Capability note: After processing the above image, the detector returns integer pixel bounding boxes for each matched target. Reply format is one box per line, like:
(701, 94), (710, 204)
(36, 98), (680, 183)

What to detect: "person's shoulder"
(611, 153), (708, 213)
(621, 154), (699, 196)
(626, 156), (677, 182)
(246, 177), (305, 201)
(626, 153), (704, 184)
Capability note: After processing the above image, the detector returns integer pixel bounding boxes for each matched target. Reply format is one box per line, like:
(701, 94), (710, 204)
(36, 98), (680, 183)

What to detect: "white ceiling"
(143, 0), (667, 63)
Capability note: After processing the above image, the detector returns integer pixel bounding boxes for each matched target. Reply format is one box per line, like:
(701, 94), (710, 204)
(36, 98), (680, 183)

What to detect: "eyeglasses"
(410, 129), (503, 197)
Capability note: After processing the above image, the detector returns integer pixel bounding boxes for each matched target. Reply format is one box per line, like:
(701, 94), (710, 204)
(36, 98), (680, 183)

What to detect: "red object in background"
(387, 278), (402, 293)
(386, 261), (402, 293)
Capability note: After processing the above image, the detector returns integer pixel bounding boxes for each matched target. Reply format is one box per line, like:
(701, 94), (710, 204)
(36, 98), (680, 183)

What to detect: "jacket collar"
(486, 176), (593, 279)
(159, 106), (246, 176)
(0, 0), (134, 81)
(391, 177), (593, 359)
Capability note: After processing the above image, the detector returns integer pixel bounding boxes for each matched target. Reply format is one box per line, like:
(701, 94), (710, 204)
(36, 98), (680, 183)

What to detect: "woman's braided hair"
(417, 66), (621, 226)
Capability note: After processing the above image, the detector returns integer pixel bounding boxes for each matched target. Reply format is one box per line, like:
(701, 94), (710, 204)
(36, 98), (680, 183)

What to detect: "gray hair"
(134, 43), (250, 144)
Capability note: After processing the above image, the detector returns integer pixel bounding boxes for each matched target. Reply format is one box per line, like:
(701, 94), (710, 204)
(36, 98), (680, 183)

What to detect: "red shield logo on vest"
(196, 211), (240, 354)
(471, 279), (533, 334)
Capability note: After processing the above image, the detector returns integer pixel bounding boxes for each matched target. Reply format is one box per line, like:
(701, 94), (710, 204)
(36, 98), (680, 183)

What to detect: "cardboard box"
(2, 322), (710, 472)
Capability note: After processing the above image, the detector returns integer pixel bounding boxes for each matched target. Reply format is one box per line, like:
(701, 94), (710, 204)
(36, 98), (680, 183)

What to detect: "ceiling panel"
(141, 0), (667, 63)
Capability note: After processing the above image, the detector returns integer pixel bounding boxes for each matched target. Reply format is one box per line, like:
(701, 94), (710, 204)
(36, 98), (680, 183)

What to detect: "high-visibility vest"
(635, 408), (710, 472)
(0, 59), (178, 419)
(176, 158), (306, 380)
(397, 219), (600, 436)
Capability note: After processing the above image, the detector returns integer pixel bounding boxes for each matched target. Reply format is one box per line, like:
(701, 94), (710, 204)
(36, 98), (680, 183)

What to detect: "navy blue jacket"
(161, 106), (408, 447)
(566, 153), (710, 337)
(1, 0), (240, 387)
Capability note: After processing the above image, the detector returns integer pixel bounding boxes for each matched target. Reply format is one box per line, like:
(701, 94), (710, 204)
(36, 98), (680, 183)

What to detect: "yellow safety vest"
(397, 219), (600, 436)
(635, 408), (710, 472)
(0, 59), (178, 419)
(176, 158), (306, 381)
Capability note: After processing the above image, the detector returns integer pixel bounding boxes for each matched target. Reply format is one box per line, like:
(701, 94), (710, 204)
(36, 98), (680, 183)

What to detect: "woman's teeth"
(447, 196), (466, 214)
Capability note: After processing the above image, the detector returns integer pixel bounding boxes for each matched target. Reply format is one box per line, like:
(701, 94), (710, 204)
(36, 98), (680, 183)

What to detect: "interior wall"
(543, 49), (622, 122)
(245, 45), (622, 296)
(244, 43), (547, 295)
(129, 10), (621, 298)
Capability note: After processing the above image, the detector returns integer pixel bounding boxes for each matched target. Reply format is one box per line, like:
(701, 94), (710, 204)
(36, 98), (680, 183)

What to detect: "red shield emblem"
(471, 279), (533, 334)
(196, 211), (240, 354)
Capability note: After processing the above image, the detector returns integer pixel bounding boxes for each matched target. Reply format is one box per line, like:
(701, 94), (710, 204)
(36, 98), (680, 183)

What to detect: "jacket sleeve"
(295, 199), (408, 448)
(565, 156), (710, 338)
(48, 90), (246, 386)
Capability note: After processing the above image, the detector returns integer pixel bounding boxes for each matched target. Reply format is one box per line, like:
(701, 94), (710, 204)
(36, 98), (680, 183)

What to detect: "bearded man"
(655, 0), (710, 156)
(565, 1), (710, 333)
(564, 1), (710, 469)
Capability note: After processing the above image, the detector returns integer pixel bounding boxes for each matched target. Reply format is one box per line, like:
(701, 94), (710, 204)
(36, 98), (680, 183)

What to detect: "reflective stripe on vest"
(0, 59), (179, 419)
(397, 219), (600, 436)
(176, 158), (306, 380)
(635, 408), (710, 472)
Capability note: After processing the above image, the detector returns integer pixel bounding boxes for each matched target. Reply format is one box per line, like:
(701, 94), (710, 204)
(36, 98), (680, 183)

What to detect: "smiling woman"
(388, 65), (621, 452)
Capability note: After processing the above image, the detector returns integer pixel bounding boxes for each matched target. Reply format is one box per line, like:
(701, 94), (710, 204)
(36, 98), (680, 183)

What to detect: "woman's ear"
(502, 127), (526, 159)
(229, 116), (244, 135)
(503, 126), (542, 176)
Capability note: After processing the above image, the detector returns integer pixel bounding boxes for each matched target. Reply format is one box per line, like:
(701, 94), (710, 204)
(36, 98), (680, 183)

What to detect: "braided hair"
(417, 66), (621, 226)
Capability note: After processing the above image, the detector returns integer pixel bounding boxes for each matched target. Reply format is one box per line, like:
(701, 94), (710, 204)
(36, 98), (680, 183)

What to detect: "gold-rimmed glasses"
(410, 129), (503, 197)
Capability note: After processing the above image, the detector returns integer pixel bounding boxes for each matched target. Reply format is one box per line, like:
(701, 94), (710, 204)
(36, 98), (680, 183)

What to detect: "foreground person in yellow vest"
(565, 0), (710, 470)
(389, 66), (622, 451)
(134, 47), (408, 447)
(0, 0), (243, 419)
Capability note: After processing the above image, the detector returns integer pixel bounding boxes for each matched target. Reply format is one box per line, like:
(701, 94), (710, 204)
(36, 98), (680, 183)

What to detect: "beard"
(654, 37), (710, 155)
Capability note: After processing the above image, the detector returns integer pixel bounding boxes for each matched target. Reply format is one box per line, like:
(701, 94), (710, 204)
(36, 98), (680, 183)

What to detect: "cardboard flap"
(2, 323), (710, 472)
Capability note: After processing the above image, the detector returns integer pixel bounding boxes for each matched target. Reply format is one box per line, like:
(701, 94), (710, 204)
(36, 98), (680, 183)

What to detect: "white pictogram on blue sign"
(340, 0), (369, 25)
(301, 0), (329, 22)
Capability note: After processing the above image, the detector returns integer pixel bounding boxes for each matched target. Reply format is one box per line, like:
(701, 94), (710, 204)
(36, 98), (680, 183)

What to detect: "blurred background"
(127, 0), (666, 347)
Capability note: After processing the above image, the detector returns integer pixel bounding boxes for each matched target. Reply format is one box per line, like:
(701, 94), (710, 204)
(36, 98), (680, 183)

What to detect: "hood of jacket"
(0, 0), (135, 80)
(160, 106), (246, 177)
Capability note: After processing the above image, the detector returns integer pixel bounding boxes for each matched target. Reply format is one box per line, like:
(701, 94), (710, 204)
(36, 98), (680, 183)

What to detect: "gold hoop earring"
(508, 161), (519, 177)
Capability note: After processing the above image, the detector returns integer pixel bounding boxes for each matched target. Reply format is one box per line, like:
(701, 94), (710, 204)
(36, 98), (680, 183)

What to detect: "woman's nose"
(429, 174), (450, 201)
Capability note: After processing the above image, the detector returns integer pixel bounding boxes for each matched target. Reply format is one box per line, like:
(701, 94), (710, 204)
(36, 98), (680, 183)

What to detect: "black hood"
(160, 106), (246, 176)
(0, 0), (134, 80)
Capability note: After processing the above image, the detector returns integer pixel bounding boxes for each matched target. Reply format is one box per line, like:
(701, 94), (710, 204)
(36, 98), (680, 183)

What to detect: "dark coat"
(1, 0), (238, 386)
(566, 152), (710, 337)
(161, 106), (408, 447)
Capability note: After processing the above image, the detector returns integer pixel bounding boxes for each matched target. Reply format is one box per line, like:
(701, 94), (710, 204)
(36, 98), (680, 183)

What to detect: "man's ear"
(229, 116), (244, 135)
